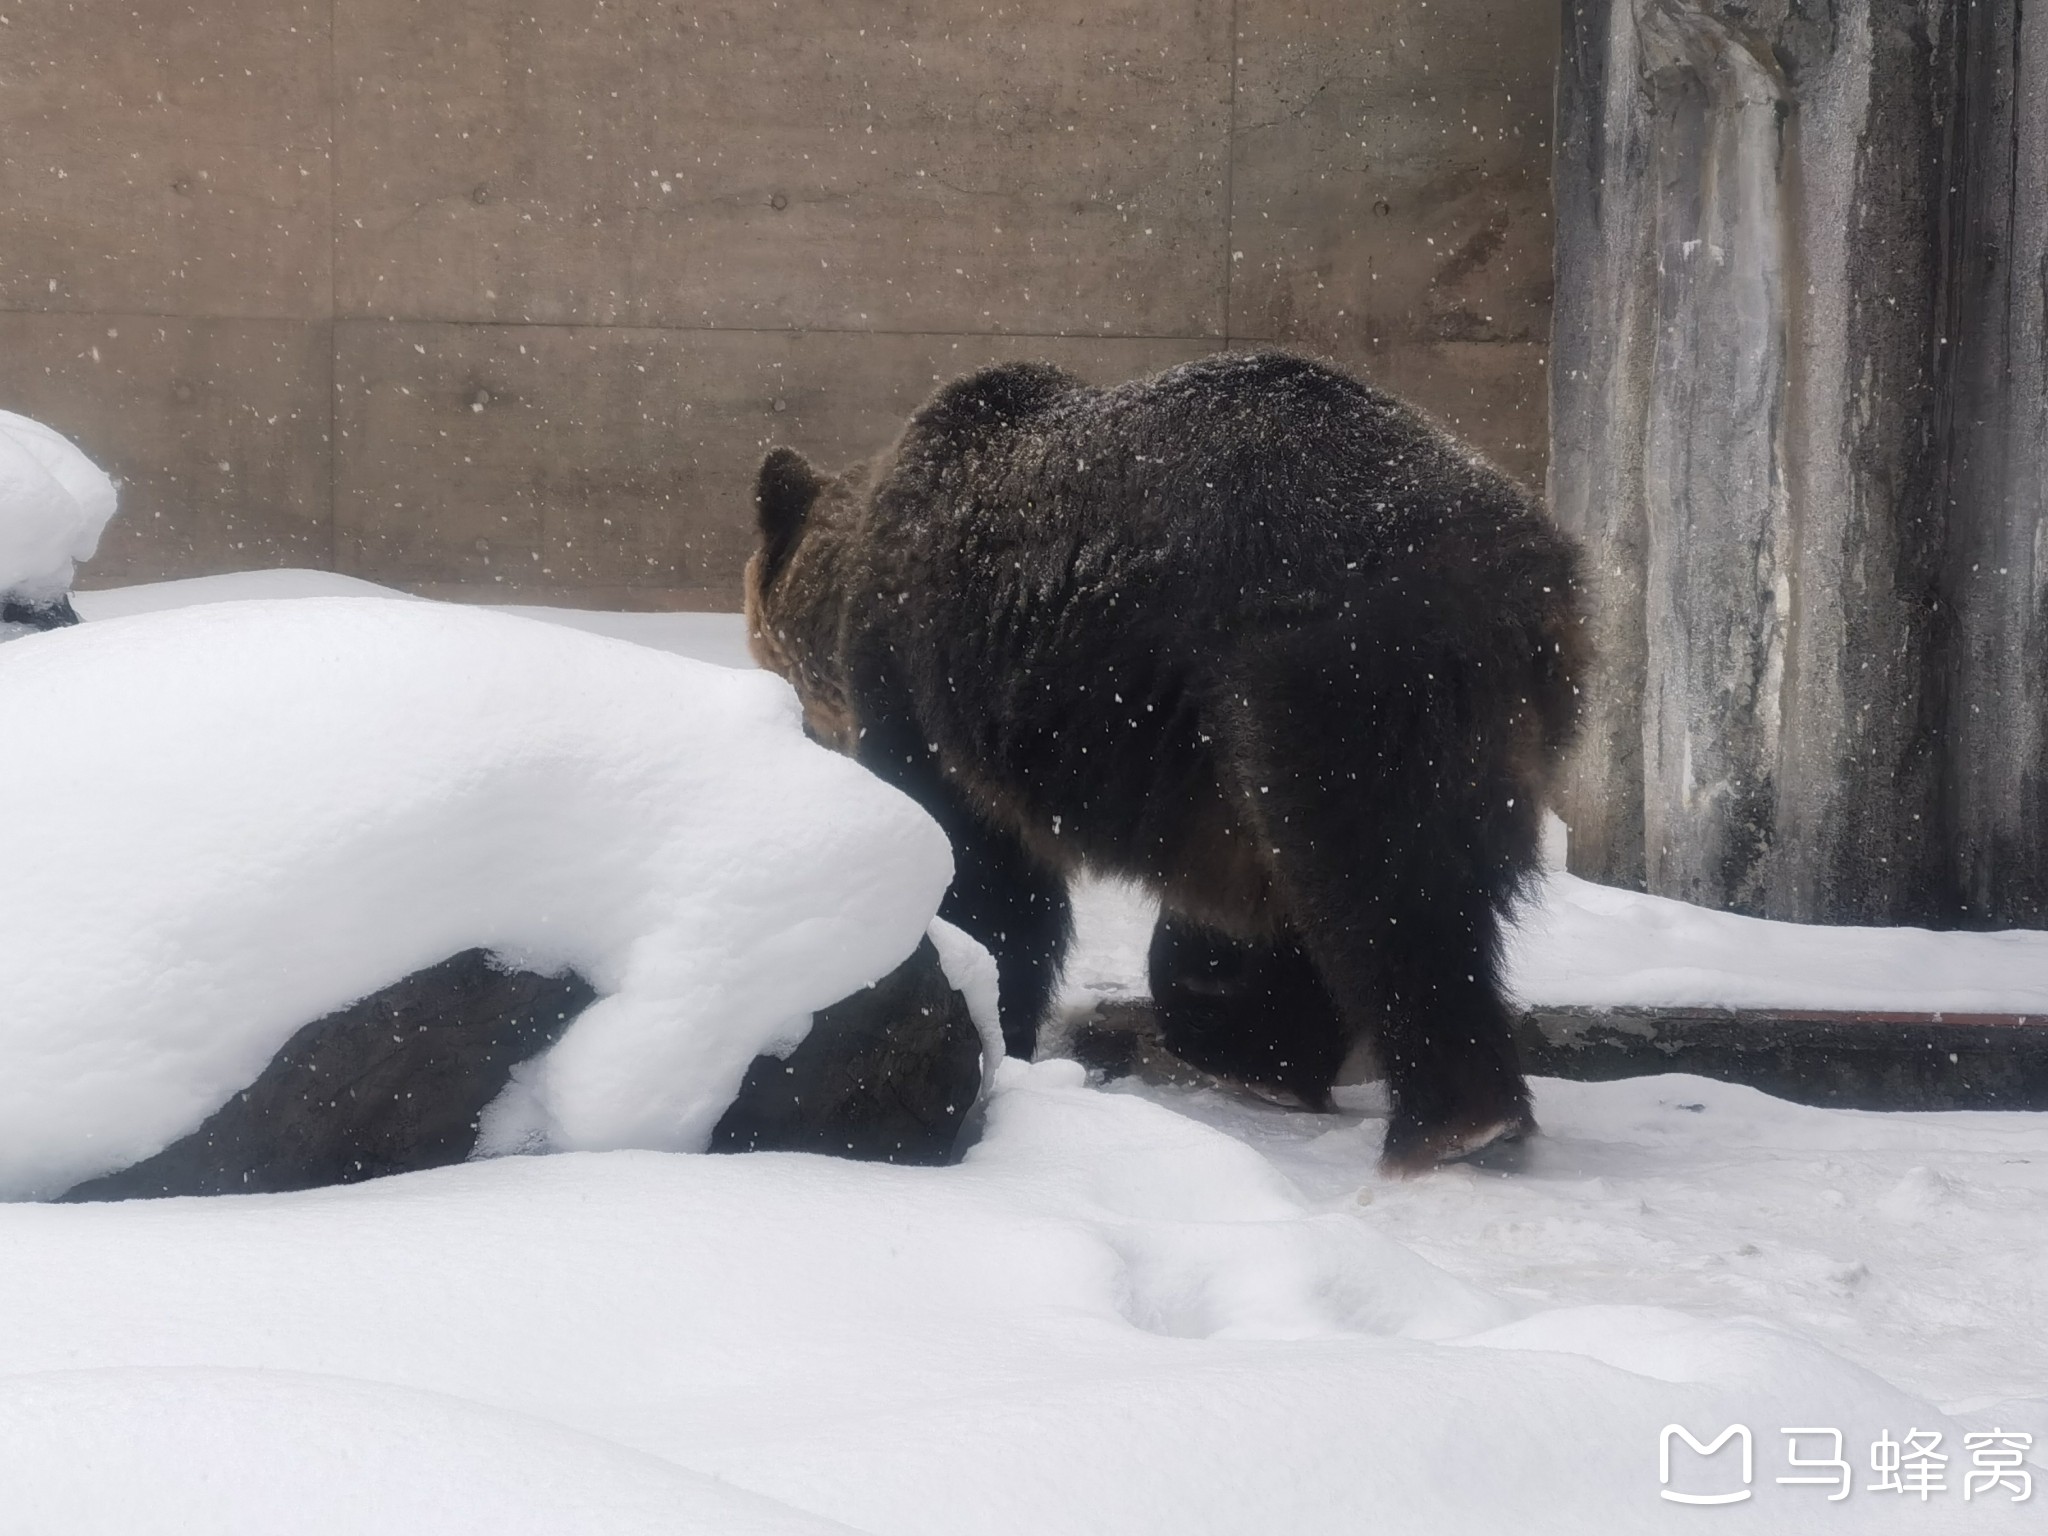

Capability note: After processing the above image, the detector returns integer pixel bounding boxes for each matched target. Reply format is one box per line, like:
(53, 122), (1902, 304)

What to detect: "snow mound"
(65, 570), (2048, 1017)
(929, 914), (1005, 1068)
(0, 409), (118, 605)
(2, 1065), (2038, 1534)
(0, 598), (952, 1199)
(0, 1369), (863, 1536)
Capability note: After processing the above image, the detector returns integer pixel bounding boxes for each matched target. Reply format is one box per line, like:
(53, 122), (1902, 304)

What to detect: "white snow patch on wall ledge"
(1508, 872), (2048, 1015)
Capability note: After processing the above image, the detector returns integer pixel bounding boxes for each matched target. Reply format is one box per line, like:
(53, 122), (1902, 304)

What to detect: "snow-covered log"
(1552, 0), (2047, 927)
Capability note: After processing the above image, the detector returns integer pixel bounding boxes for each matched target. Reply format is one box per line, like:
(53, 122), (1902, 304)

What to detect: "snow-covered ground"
(0, 1066), (2040, 1533)
(2, 567), (2038, 1532)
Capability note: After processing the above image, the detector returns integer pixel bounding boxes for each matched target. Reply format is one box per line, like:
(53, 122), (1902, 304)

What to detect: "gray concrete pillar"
(1552, 0), (2046, 927)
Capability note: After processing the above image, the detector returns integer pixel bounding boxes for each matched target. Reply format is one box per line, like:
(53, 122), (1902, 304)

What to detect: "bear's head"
(745, 446), (861, 751)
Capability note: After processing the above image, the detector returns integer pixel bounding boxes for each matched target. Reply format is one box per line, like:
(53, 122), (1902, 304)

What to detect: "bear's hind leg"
(1219, 630), (1540, 1173)
(1314, 878), (1534, 1173)
(1147, 914), (1348, 1108)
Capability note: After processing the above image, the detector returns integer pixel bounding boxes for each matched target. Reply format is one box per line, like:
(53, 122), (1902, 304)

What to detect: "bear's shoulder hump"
(910, 360), (1085, 440)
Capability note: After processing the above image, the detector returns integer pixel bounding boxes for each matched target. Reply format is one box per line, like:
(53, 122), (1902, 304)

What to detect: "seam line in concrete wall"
(320, 319), (1243, 345)
(327, 0), (339, 572)
(0, 309), (1249, 349)
(1222, 0), (1240, 346)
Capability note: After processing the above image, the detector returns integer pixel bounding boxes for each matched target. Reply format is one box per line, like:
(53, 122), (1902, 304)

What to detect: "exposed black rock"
(0, 593), (81, 631)
(1073, 997), (2048, 1115)
(61, 951), (593, 1200)
(709, 937), (984, 1165)
(60, 937), (983, 1201)
(1515, 1006), (2048, 1114)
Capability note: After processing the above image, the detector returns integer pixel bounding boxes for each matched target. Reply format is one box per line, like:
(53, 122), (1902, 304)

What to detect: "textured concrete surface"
(0, 2), (332, 320)
(1230, 0), (1556, 477)
(1, 0), (1558, 602)
(332, 323), (1208, 605)
(0, 314), (333, 578)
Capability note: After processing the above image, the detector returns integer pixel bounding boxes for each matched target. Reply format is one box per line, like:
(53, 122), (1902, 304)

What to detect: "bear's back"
(864, 350), (1548, 634)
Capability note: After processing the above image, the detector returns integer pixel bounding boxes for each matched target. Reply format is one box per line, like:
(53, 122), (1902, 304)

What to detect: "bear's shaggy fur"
(746, 351), (1587, 1171)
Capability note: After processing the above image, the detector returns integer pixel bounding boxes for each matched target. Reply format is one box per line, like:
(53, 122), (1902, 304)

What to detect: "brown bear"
(745, 351), (1587, 1172)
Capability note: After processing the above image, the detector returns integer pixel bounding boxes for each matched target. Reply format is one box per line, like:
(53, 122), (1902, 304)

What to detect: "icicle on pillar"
(1551, 0), (2042, 927)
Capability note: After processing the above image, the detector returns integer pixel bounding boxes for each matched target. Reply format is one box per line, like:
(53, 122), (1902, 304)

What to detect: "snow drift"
(0, 598), (953, 1199)
(0, 1063), (2038, 1535)
(0, 408), (117, 606)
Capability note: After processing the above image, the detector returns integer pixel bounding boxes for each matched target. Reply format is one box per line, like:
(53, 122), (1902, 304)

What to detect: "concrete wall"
(1, 0), (1557, 609)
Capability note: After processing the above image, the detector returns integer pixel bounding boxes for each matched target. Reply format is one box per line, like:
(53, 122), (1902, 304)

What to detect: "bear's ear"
(755, 447), (823, 586)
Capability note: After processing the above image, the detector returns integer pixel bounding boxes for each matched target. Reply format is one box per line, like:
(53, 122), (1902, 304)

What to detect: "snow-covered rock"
(0, 409), (117, 607)
(0, 597), (952, 1200)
